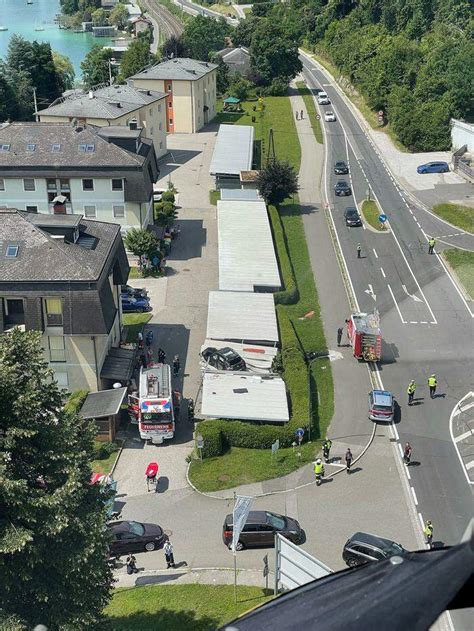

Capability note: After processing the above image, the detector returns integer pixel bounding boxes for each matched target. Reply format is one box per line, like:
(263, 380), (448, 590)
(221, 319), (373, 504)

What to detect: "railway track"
(142, 0), (184, 40)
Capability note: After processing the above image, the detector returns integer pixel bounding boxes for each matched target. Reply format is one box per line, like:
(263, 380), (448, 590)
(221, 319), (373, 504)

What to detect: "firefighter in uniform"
(313, 459), (325, 486)
(322, 438), (332, 463)
(407, 380), (416, 405)
(424, 520), (434, 548)
(428, 374), (437, 398)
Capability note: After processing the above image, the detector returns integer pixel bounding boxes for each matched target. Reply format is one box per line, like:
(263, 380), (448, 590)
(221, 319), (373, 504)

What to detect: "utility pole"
(33, 88), (38, 122)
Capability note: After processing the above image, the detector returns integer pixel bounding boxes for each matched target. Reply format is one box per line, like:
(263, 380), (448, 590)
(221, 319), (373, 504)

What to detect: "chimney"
(88, 90), (94, 99)
(129, 119), (138, 130)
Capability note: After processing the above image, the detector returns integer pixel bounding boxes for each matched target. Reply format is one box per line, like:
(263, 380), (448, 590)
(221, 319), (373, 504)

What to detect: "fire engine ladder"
(147, 374), (159, 396)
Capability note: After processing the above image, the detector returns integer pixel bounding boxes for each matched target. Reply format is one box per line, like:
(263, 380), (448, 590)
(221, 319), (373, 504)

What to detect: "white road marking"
(373, 248), (378, 259)
(465, 460), (474, 471)
(449, 392), (474, 485)
(365, 284), (377, 301)
(455, 429), (474, 443)
(420, 321), (428, 324)
(380, 267), (386, 278)
(406, 467), (411, 480)
(410, 321), (419, 324)
(402, 284), (423, 303)
(418, 512), (425, 529)
(411, 486), (418, 505)
(388, 284), (407, 324)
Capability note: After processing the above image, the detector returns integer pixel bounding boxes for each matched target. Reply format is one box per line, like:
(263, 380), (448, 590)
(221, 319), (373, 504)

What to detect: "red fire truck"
(128, 364), (175, 443)
(347, 311), (382, 361)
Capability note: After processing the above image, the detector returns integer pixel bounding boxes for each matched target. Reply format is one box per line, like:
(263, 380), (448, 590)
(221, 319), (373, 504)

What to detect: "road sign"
(378, 110), (384, 116)
(271, 439), (280, 455)
(316, 114), (321, 120)
(379, 214), (387, 223)
(296, 428), (304, 438)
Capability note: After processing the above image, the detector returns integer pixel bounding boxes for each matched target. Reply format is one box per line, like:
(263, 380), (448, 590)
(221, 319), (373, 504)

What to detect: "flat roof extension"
(209, 124), (254, 177)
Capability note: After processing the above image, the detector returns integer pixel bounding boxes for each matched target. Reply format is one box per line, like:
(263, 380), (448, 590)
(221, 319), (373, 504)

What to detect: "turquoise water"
(0, 0), (113, 79)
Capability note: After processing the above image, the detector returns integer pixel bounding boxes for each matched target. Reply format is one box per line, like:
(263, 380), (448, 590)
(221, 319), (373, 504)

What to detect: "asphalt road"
(301, 57), (474, 552)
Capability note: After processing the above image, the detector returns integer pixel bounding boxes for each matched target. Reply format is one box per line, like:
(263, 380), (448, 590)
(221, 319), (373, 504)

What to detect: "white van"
(318, 91), (330, 105)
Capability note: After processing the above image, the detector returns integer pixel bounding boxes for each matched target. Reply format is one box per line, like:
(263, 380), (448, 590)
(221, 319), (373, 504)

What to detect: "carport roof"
(209, 124), (254, 176)
(100, 347), (136, 381)
(206, 291), (278, 345)
(217, 200), (281, 292)
(80, 387), (127, 419)
(201, 372), (289, 423)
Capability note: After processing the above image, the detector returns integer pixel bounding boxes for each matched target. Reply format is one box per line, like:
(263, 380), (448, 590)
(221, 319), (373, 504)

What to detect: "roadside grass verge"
(361, 199), (385, 231)
(442, 249), (474, 299)
(432, 203), (473, 234)
(123, 312), (152, 343)
(91, 440), (122, 474)
(101, 584), (272, 630)
(209, 190), (220, 205)
(301, 46), (409, 153)
(296, 81), (323, 144)
(189, 94), (333, 491)
(209, 2), (237, 16)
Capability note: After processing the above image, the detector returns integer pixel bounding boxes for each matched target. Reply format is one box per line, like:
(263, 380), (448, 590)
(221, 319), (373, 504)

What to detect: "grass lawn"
(209, 2), (237, 16)
(91, 441), (122, 474)
(123, 312), (152, 343)
(102, 585), (272, 630)
(209, 190), (220, 205)
(442, 249), (474, 299)
(189, 95), (334, 491)
(129, 266), (161, 279)
(432, 203), (474, 234)
(296, 81), (323, 144)
(361, 199), (385, 231)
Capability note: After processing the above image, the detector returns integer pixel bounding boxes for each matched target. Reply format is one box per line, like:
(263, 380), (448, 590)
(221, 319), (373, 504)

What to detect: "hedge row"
(64, 389), (89, 414)
(269, 205), (299, 305)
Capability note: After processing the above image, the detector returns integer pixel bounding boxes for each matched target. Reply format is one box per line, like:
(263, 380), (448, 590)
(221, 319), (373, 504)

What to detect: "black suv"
(343, 532), (407, 567)
(344, 207), (362, 227)
(223, 511), (303, 550)
(201, 347), (246, 371)
(334, 180), (351, 196)
(334, 161), (349, 175)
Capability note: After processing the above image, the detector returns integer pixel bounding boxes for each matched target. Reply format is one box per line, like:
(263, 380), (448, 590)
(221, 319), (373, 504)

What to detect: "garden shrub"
(92, 441), (118, 461)
(64, 389), (89, 414)
(161, 190), (175, 203)
(199, 423), (226, 458)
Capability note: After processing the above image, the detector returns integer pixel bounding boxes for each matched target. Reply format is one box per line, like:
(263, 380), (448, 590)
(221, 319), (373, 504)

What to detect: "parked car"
(121, 295), (151, 313)
(334, 180), (351, 196)
(318, 91), (330, 105)
(201, 347), (246, 371)
(334, 160), (349, 175)
(108, 520), (165, 555)
(344, 207), (362, 227)
(416, 161), (449, 174)
(324, 111), (336, 122)
(153, 188), (166, 202)
(121, 284), (148, 299)
(343, 531), (407, 567)
(222, 511), (303, 550)
(368, 389), (395, 422)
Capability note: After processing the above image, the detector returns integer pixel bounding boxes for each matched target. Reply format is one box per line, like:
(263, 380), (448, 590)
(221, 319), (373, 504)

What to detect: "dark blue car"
(417, 161), (449, 174)
(121, 295), (151, 313)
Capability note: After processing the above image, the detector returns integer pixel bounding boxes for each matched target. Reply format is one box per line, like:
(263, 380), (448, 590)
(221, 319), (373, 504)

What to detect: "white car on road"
(324, 111), (336, 122)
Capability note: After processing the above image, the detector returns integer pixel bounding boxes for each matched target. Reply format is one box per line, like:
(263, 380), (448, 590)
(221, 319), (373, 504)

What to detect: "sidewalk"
(300, 51), (473, 210)
(114, 566), (270, 589)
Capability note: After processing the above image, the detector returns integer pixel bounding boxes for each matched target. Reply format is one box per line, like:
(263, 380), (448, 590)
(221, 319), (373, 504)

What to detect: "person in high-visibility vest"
(407, 380), (416, 406)
(424, 520), (434, 548)
(428, 374), (437, 398)
(428, 238), (436, 254)
(322, 438), (332, 463)
(313, 459), (325, 486)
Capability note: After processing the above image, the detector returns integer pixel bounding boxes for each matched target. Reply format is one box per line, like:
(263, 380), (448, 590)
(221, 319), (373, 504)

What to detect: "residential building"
(38, 83), (167, 159)
(214, 47), (251, 78)
(0, 121), (159, 231)
(0, 208), (133, 392)
(131, 58), (218, 133)
(129, 15), (152, 36)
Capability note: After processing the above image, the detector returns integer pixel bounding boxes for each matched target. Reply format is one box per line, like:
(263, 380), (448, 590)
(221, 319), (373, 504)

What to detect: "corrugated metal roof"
(209, 125), (254, 176)
(220, 189), (262, 201)
(201, 372), (289, 422)
(218, 200), (281, 292)
(207, 291), (278, 345)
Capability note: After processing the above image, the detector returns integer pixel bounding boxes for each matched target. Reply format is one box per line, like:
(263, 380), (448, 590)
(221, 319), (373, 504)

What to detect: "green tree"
(108, 3), (129, 30)
(256, 159), (299, 205)
(154, 201), (177, 227)
(0, 329), (113, 628)
(124, 228), (160, 258)
(233, 15), (262, 48)
(181, 15), (231, 61)
(229, 75), (252, 100)
(215, 57), (230, 95)
(81, 45), (117, 88)
(0, 69), (19, 121)
(52, 51), (76, 93)
(119, 38), (154, 81)
(92, 7), (108, 26)
(250, 22), (302, 86)
(161, 35), (185, 59)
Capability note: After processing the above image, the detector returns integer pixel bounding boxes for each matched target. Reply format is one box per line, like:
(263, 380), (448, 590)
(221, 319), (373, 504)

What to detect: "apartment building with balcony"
(0, 121), (159, 231)
(37, 83), (168, 159)
(0, 208), (132, 392)
(130, 58), (217, 133)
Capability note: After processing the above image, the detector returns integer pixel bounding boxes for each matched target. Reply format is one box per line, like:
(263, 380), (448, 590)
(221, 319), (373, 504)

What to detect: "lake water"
(0, 0), (113, 80)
